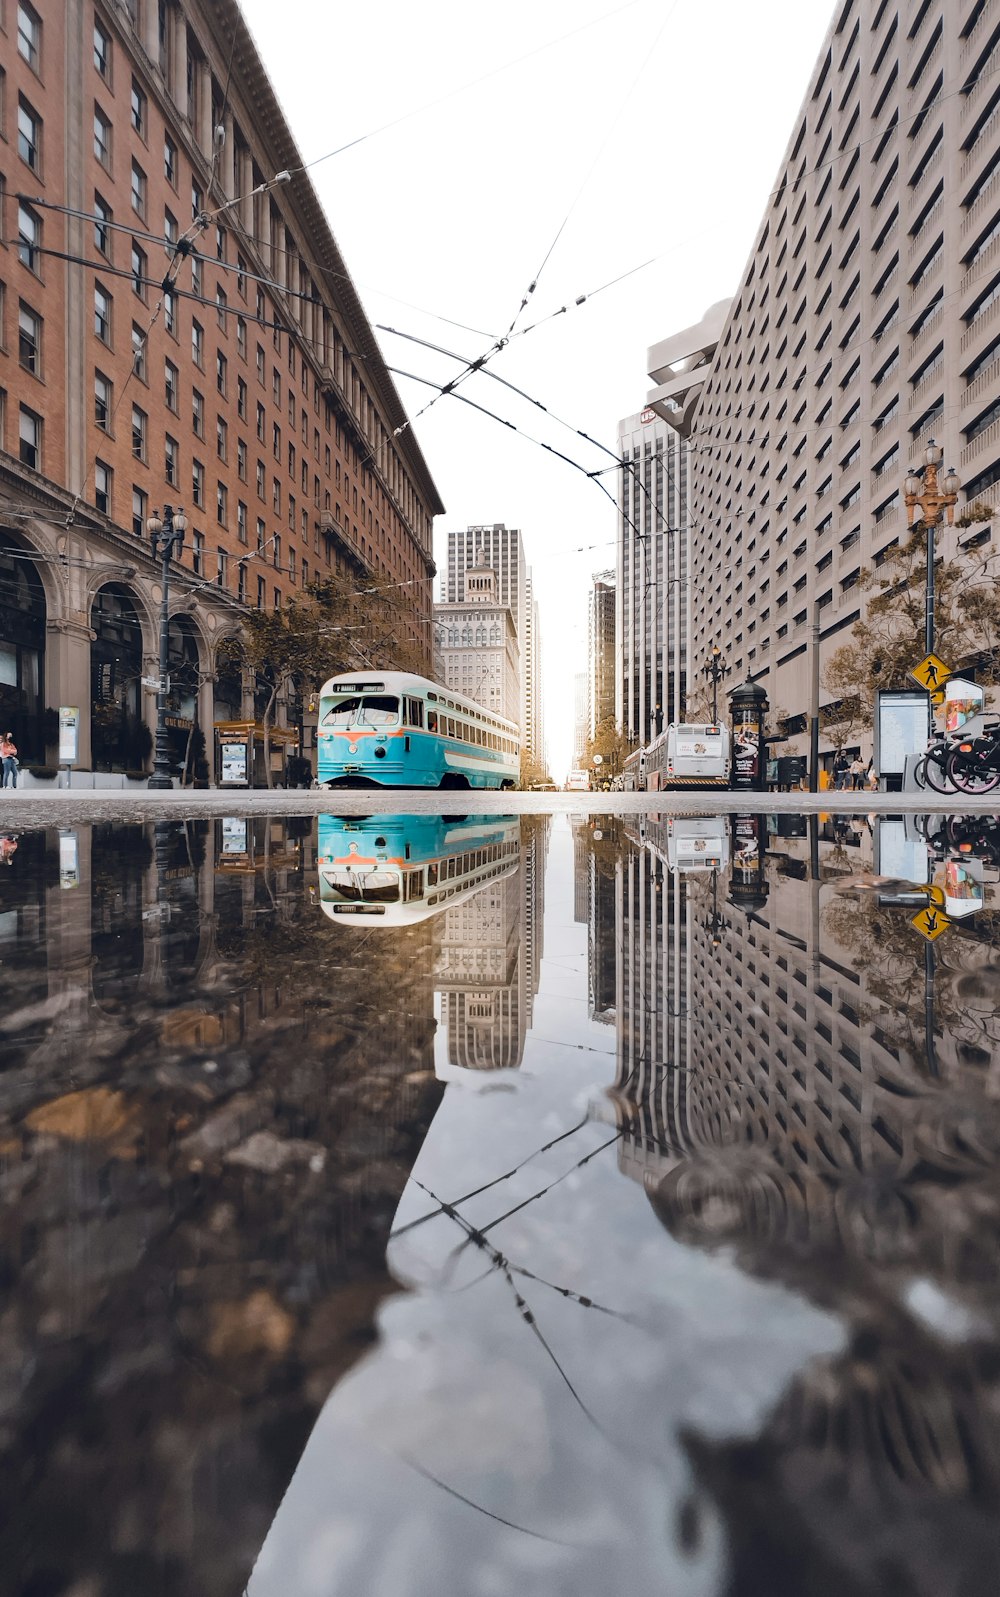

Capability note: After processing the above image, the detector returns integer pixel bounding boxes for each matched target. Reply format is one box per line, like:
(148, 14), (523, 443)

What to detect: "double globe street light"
(703, 645), (731, 723)
(145, 504), (188, 790)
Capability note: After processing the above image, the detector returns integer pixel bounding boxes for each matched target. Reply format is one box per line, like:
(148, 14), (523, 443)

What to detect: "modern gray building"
(616, 410), (689, 746)
(652, 0), (1000, 768)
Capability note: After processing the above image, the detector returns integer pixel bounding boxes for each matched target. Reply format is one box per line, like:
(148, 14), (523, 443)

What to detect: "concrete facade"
(0, 0), (442, 777)
(432, 551), (520, 721)
(665, 0), (1000, 767)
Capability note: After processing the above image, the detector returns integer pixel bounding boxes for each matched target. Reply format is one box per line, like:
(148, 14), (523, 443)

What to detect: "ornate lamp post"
(903, 438), (961, 659)
(702, 645), (730, 723)
(701, 868), (731, 948)
(145, 504), (187, 790)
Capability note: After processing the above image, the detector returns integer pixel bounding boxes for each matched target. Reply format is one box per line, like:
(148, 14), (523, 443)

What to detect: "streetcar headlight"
(374, 746), (387, 758)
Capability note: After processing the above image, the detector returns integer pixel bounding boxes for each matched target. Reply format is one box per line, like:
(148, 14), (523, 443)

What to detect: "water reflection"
(1, 809), (999, 1593)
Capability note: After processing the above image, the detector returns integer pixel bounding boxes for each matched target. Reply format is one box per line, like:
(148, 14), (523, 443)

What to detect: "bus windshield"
(322, 870), (399, 903)
(322, 694), (400, 727)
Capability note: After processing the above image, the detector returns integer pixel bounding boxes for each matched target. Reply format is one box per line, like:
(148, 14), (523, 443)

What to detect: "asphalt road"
(1, 786), (998, 829)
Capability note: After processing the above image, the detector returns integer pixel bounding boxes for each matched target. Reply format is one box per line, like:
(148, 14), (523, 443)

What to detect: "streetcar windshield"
(322, 869), (399, 903)
(322, 694), (400, 727)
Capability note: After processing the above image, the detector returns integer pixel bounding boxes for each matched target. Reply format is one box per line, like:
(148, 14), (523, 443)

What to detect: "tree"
(220, 568), (427, 787)
(584, 716), (629, 784)
(825, 529), (1000, 731)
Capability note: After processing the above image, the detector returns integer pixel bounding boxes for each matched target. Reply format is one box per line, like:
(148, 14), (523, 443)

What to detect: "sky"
(240, 0), (834, 776)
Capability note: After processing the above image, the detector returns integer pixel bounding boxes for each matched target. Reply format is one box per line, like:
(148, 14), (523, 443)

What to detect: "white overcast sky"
(241, 0), (833, 775)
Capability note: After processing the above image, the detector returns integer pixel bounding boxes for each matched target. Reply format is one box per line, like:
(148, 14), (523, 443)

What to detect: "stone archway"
(0, 532), (47, 763)
(90, 584), (147, 773)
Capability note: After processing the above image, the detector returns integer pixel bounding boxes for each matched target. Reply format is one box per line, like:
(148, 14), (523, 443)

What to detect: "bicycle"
(915, 734), (960, 794)
(946, 723), (1000, 795)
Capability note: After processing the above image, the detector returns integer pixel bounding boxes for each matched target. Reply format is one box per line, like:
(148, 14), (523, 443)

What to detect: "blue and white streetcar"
(316, 671), (520, 790)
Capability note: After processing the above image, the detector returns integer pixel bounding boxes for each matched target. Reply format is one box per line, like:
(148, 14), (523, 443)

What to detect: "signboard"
(58, 830), (79, 890)
(58, 707), (79, 765)
(911, 904), (950, 942)
(731, 717), (762, 790)
(909, 652), (950, 691)
(640, 408), (656, 424)
(944, 677), (985, 734)
(220, 740), (249, 785)
(875, 690), (927, 778)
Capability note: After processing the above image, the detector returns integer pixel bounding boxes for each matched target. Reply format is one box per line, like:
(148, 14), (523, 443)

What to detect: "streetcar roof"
(317, 671), (519, 733)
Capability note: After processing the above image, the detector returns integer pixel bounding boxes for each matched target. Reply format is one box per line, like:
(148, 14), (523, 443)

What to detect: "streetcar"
(316, 671), (520, 789)
(316, 813), (520, 925)
(644, 723), (730, 789)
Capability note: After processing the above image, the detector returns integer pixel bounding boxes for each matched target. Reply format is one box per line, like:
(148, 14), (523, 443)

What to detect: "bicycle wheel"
(912, 755), (928, 790)
(922, 746), (953, 794)
(947, 747), (1000, 795)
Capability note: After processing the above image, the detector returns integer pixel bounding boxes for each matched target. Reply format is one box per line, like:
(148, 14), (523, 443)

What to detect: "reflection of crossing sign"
(911, 904), (950, 942)
(909, 652), (951, 691)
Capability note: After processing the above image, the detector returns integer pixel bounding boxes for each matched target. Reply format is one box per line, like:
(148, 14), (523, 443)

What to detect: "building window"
(192, 180), (203, 222)
(94, 193), (112, 258)
(130, 77), (146, 135)
(131, 322), (146, 381)
(94, 107), (111, 168)
(131, 241), (147, 300)
(256, 402), (265, 443)
(131, 405), (146, 460)
(217, 482), (228, 525)
(18, 4), (41, 70)
(256, 344), (265, 382)
(192, 459), (204, 507)
(216, 548), (228, 589)
(256, 518), (266, 553)
(236, 315), (247, 358)
(94, 460), (111, 515)
(216, 415), (227, 461)
(165, 435), (179, 486)
(273, 534), (281, 569)
(94, 370), (112, 429)
(18, 202), (41, 273)
(237, 500), (248, 543)
(215, 285), (228, 332)
(192, 320), (204, 368)
(165, 358), (178, 412)
(272, 421), (281, 460)
(257, 574), (266, 609)
(216, 225), (226, 262)
(191, 254), (202, 297)
(192, 389), (204, 437)
(272, 479), (281, 513)
(19, 405), (41, 469)
(256, 459), (265, 497)
(238, 560), (247, 603)
(237, 376), (248, 420)
(237, 438), (247, 481)
(130, 161), (146, 219)
(132, 485), (147, 539)
(91, 287), (114, 351)
(216, 351), (227, 396)
(93, 20), (111, 79)
(164, 134), (177, 187)
(163, 290), (176, 336)
(17, 99), (40, 172)
(18, 304), (41, 374)
(190, 530), (205, 576)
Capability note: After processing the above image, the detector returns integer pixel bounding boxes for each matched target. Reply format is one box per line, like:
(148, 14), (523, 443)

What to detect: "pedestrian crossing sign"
(911, 904), (950, 942)
(909, 652), (950, 692)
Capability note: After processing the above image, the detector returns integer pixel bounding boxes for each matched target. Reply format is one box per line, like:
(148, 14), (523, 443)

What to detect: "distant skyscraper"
(445, 525), (543, 762)
(616, 412), (689, 747)
(573, 673), (588, 765)
(588, 570), (616, 739)
(433, 550), (520, 721)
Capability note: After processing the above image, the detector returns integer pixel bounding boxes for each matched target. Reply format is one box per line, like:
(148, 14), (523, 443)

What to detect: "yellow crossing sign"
(911, 904), (950, 942)
(909, 652), (951, 692)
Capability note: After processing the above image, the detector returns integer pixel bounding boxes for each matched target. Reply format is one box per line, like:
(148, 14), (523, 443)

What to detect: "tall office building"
(0, 0), (442, 777)
(433, 551), (520, 721)
(445, 524), (543, 761)
(616, 410), (689, 747)
(572, 672), (588, 765)
(653, 0), (1000, 766)
(588, 568), (616, 738)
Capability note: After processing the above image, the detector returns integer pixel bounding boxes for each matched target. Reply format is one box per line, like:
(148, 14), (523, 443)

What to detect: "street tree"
(584, 716), (629, 782)
(824, 525), (1000, 731)
(220, 568), (426, 786)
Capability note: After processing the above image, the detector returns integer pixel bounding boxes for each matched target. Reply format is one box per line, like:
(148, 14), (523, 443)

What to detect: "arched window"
(0, 533), (46, 761)
(90, 584), (146, 771)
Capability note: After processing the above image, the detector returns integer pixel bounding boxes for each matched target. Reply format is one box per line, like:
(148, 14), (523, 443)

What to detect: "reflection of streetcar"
(645, 723), (730, 789)
(316, 814), (520, 926)
(664, 816), (729, 871)
(317, 672), (519, 790)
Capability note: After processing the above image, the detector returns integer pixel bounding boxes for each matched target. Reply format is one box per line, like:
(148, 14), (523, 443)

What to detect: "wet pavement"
(2, 807), (1000, 1595)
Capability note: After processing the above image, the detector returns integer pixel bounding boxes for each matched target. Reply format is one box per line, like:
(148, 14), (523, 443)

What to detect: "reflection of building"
(0, 0), (442, 776)
(435, 817), (549, 1070)
(616, 411), (688, 746)
(0, 817), (442, 1595)
(433, 549), (520, 720)
(588, 823), (619, 1026)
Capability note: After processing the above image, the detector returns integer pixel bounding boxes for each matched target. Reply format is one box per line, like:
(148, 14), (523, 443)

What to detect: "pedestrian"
(0, 835), (17, 865)
(833, 751), (849, 790)
(866, 760), (877, 792)
(850, 756), (866, 790)
(0, 732), (18, 789)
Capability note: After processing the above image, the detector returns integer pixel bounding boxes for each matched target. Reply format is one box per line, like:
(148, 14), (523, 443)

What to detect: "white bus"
(645, 723), (730, 789)
(565, 769), (590, 791)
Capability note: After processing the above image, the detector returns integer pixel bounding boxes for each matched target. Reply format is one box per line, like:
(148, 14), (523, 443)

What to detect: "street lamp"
(702, 645), (730, 723)
(146, 504), (187, 789)
(903, 438), (961, 659)
(701, 868), (731, 948)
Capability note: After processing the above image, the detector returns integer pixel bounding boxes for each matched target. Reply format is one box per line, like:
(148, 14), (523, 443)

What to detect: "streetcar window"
(404, 697), (424, 728)
(322, 695), (362, 726)
(427, 711), (438, 733)
(323, 869), (399, 902)
(358, 695), (399, 725)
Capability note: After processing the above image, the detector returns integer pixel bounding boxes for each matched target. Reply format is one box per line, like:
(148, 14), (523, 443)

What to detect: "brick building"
(0, 0), (443, 778)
